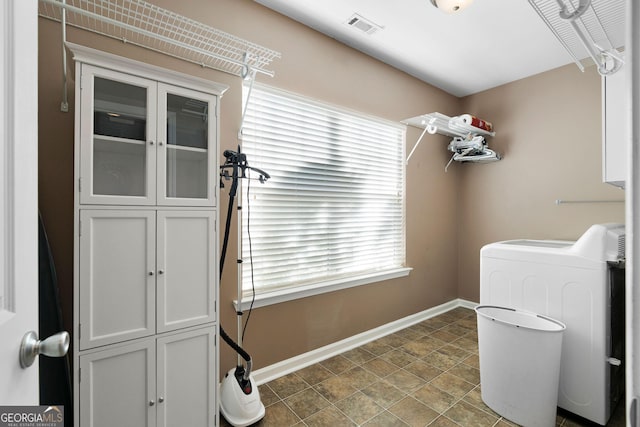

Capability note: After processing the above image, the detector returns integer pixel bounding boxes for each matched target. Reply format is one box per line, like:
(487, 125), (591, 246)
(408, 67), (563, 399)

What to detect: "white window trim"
(234, 267), (412, 311)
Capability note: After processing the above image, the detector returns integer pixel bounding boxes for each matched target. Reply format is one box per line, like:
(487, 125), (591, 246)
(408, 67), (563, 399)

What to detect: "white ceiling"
(254, 0), (602, 97)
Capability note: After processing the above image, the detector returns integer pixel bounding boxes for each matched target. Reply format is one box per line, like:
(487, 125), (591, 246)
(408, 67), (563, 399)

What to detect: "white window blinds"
(240, 83), (406, 296)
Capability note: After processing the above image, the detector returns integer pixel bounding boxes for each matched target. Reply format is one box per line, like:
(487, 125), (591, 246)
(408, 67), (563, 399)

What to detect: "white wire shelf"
(402, 112), (495, 138)
(528, 0), (625, 75)
(38, 0), (281, 78)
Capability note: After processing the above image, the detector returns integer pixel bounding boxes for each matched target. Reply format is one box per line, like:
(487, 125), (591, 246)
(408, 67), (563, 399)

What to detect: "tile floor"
(221, 307), (626, 427)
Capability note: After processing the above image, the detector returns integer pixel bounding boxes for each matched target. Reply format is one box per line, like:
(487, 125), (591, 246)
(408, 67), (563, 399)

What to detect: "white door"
(629, 1), (640, 425)
(156, 327), (216, 427)
(79, 338), (156, 427)
(0, 0), (39, 403)
(79, 210), (156, 349)
(156, 210), (216, 333)
(156, 84), (217, 207)
(79, 65), (157, 206)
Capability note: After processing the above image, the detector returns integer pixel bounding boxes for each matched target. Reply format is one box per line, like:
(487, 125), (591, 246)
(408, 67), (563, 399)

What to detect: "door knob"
(19, 331), (69, 368)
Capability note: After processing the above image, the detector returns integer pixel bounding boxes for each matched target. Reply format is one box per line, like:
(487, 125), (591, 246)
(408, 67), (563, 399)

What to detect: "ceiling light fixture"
(430, 0), (474, 13)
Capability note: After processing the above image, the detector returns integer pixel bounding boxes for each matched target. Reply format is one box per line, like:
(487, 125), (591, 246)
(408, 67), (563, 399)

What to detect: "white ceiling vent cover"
(346, 13), (383, 35)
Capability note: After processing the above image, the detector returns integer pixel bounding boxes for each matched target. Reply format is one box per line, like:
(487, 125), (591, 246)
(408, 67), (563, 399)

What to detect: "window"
(239, 83), (408, 307)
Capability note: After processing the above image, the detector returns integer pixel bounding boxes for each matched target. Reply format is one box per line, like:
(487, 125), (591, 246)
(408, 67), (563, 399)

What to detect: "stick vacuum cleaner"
(219, 148), (269, 426)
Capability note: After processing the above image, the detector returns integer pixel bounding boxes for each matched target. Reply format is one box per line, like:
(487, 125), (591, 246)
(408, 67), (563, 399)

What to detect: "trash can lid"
(475, 305), (566, 332)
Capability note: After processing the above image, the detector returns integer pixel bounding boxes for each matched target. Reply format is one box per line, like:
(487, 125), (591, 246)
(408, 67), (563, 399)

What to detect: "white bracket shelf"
(402, 112), (496, 164)
(403, 112), (495, 139)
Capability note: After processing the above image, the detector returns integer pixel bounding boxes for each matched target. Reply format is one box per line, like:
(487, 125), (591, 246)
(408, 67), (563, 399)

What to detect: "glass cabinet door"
(156, 84), (217, 206)
(80, 65), (157, 205)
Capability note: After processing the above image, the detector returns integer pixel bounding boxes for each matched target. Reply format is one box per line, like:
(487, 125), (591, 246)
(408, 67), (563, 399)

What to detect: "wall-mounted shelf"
(40, 0), (280, 118)
(527, 0), (625, 75)
(403, 112), (495, 139)
(38, 0), (281, 78)
(402, 112), (499, 166)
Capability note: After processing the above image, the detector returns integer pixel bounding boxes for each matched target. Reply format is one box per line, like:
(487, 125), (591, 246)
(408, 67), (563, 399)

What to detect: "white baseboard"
(252, 298), (478, 385)
(456, 298), (477, 310)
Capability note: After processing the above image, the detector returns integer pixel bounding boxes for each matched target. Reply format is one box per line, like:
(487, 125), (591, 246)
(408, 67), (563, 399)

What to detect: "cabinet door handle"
(149, 400), (155, 406)
(607, 357), (622, 366)
(159, 141), (164, 146)
(148, 271), (154, 276)
(149, 140), (154, 146)
(158, 270), (164, 275)
(158, 397), (164, 403)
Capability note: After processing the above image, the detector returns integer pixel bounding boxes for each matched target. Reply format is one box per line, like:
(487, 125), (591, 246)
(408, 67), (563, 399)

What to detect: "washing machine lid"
(481, 239), (602, 269)
(481, 224), (625, 267)
(499, 240), (573, 249)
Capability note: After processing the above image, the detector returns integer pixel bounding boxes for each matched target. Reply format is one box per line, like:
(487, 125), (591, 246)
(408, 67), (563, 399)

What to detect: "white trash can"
(476, 305), (566, 427)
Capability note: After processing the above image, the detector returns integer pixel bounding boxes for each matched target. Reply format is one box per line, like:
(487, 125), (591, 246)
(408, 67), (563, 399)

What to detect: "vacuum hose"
(219, 326), (252, 382)
(219, 177), (252, 382)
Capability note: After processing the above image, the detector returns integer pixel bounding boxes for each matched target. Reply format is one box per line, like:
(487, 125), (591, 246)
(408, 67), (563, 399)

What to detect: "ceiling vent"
(346, 13), (382, 35)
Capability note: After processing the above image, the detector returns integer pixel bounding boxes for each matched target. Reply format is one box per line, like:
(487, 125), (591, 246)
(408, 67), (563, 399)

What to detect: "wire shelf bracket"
(39, 0), (282, 108)
(528, 0), (625, 75)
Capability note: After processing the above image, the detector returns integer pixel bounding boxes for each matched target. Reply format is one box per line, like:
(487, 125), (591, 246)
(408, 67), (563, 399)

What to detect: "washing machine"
(480, 223), (625, 425)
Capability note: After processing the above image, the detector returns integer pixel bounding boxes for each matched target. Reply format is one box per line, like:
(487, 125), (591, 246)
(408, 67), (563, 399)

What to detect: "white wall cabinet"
(602, 64), (627, 188)
(79, 210), (155, 349)
(71, 44), (227, 427)
(79, 64), (218, 206)
(156, 210), (216, 333)
(79, 326), (215, 427)
(78, 209), (216, 350)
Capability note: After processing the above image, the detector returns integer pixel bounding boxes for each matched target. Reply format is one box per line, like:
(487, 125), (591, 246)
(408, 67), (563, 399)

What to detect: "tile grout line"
(254, 308), (585, 427)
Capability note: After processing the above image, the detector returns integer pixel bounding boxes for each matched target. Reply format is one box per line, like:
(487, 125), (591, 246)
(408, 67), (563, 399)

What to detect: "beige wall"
(37, 0), (460, 374)
(37, 0), (625, 378)
(457, 64), (625, 301)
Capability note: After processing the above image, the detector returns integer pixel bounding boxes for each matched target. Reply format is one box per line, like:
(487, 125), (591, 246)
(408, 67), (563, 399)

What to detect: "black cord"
(241, 175), (257, 343)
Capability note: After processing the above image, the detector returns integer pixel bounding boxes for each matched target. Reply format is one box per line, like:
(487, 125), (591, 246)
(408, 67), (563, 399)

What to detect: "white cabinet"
(78, 210), (155, 349)
(78, 209), (216, 349)
(156, 328), (216, 427)
(602, 65), (627, 188)
(71, 44), (227, 427)
(79, 65), (217, 206)
(156, 210), (216, 333)
(79, 339), (155, 427)
(79, 326), (216, 427)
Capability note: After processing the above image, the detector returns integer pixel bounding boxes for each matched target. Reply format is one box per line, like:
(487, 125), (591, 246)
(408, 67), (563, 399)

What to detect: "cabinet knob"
(149, 141), (154, 145)
(159, 141), (164, 146)
(158, 270), (164, 275)
(158, 397), (164, 403)
(148, 271), (154, 276)
(149, 400), (155, 406)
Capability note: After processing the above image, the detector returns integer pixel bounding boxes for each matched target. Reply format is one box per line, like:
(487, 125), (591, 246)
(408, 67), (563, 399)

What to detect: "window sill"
(233, 267), (412, 311)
